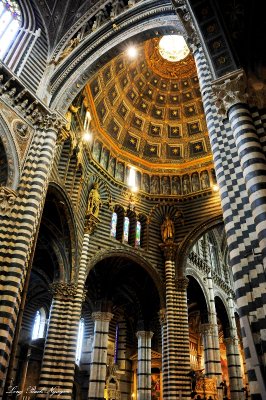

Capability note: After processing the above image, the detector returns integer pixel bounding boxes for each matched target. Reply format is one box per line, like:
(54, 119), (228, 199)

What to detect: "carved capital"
(136, 330), (154, 340)
(200, 322), (215, 335)
(91, 311), (114, 322)
(41, 113), (64, 132)
(176, 276), (189, 290)
(84, 213), (100, 234)
(224, 336), (238, 346)
(212, 69), (248, 117)
(49, 282), (78, 299)
(159, 242), (178, 261)
(0, 186), (17, 213)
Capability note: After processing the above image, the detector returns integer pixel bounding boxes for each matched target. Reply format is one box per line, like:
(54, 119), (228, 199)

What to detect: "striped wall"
(193, 44), (266, 399)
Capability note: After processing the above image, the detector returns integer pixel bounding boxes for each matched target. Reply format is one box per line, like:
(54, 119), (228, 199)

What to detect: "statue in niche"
(142, 174), (150, 193)
(200, 170), (210, 189)
(161, 176), (170, 195)
(161, 215), (175, 243)
(87, 182), (102, 218)
(182, 174), (190, 194)
(172, 176), (181, 195)
(191, 172), (200, 192)
(65, 104), (80, 131)
(151, 175), (160, 194)
(107, 156), (114, 175)
(116, 162), (124, 181)
(100, 148), (109, 169)
(55, 34), (81, 65)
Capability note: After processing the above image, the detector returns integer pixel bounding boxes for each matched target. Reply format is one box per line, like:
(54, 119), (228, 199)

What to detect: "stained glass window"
(32, 308), (46, 340)
(75, 318), (84, 365)
(123, 216), (129, 243)
(0, 0), (21, 59)
(110, 212), (118, 238)
(135, 220), (141, 247)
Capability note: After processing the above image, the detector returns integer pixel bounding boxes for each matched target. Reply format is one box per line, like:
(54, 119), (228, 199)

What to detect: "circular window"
(159, 35), (190, 62)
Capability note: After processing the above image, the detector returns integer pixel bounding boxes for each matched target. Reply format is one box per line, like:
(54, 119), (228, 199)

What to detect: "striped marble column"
(213, 70), (266, 263)
(0, 115), (62, 396)
(36, 232), (91, 399)
(200, 323), (217, 377)
(206, 269), (222, 379)
(116, 319), (127, 371)
(136, 330), (153, 400)
(159, 308), (166, 396)
(88, 311), (113, 400)
(224, 336), (243, 400)
(160, 243), (191, 400)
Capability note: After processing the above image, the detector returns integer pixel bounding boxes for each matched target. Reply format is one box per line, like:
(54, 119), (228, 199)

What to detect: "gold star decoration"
(173, 96), (177, 101)
(159, 96), (164, 101)
(156, 110), (161, 115)
(130, 138), (136, 144)
(148, 90), (152, 95)
(172, 110), (178, 116)
(135, 119), (141, 125)
(150, 147), (156, 153)
(113, 126), (118, 132)
(195, 144), (202, 150)
(152, 126), (159, 133)
(172, 148), (179, 154)
(172, 128), (179, 134)
(141, 103), (147, 109)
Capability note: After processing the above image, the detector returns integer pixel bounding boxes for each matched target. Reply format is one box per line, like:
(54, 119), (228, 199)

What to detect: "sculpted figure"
(87, 182), (102, 218)
(161, 215), (175, 242)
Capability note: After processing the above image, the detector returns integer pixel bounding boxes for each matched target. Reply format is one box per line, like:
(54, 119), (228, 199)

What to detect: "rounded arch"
(0, 112), (20, 188)
(186, 274), (209, 323)
(86, 247), (165, 308)
(46, 182), (79, 280)
(186, 267), (210, 317)
(49, 5), (181, 111)
(214, 295), (231, 338)
(176, 213), (223, 277)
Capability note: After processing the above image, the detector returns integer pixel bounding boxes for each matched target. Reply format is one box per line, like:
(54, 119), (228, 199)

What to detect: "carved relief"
(0, 186), (17, 213)
(50, 282), (78, 299)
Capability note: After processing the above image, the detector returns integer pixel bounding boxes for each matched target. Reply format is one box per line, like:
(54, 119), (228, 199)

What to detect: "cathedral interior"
(0, 0), (265, 400)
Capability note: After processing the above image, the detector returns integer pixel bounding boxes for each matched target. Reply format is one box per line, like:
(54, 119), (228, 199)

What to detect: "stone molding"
(0, 63), (67, 135)
(200, 322), (216, 335)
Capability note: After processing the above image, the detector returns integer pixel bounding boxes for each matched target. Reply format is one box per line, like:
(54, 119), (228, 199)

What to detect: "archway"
(79, 254), (163, 400)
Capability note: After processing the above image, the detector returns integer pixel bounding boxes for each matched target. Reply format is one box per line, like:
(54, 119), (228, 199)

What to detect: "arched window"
(110, 212), (118, 238)
(135, 220), (141, 247)
(75, 318), (84, 365)
(32, 307), (46, 340)
(0, 0), (21, 59)
(123, 216), (129, 243)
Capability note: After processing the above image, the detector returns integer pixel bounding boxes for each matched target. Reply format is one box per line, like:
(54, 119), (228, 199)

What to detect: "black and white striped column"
(136, 330), (153, 400)
(0, 116), (61, 397)
(224, 296), (244, 400)
(160, 243), (191, 399)
(37, 231), (90, 399)
(224, 337), (243, 400)
(206, 268), (222, 379)
(116, 319), (127, 371)
(159, 308), (166, 396)
(200, 323), (217, 377)
(88, 311), (113, 400)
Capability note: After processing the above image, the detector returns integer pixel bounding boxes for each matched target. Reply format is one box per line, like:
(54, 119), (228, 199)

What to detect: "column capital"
(175, 276), (189, 290)
(212, 69), (248, 118)
(136, 331), (154, 340)
(200, 323), (215, 335)
(91, 311), (113, 322)
(224, 336), (238, 346)
(49, 281), (78, 299)
(159, 242), (178, 261)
